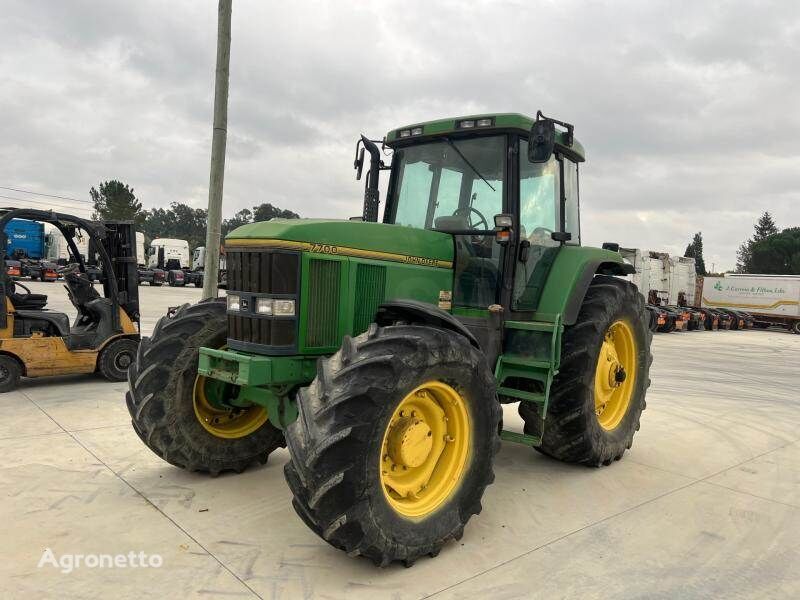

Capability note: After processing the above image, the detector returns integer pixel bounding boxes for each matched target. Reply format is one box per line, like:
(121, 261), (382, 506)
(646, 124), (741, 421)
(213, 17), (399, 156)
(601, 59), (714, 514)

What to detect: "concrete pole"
(202, 0), (232, 300)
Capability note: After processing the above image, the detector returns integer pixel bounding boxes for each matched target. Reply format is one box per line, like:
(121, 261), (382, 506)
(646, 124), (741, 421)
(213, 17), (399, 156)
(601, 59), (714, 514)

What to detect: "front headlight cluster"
(227, 293), (295, 316)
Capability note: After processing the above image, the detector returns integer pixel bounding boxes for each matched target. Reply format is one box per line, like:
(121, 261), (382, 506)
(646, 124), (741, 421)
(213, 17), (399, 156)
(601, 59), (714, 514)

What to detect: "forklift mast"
(100, 221), (140, 325)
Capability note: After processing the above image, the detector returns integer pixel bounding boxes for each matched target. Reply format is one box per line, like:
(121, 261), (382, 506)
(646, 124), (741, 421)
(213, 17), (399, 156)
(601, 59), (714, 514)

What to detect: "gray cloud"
(1, 0), (798, 269)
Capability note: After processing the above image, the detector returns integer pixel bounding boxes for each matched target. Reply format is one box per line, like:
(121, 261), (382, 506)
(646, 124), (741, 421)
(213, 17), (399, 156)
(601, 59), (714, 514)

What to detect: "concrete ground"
(1, 280), (799, 599)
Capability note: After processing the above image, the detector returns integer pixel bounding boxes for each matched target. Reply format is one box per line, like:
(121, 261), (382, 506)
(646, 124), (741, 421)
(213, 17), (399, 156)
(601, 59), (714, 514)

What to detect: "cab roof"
(385, 112), (585, 162)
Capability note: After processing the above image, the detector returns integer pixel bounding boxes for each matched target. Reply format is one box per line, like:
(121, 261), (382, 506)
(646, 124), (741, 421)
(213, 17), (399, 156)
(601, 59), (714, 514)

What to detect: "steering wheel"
(453, 206), (488, 231)
(452, 206), (492, 247)
(12, 280), (32, 296)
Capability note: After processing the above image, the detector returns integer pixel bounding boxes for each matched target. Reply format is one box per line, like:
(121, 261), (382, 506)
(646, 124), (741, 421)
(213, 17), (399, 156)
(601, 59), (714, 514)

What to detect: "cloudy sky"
(1, 1), (798, 270)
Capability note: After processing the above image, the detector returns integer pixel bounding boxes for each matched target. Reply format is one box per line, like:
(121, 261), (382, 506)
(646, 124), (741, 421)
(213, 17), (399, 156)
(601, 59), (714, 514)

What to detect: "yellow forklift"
(0, 208), (140, 392)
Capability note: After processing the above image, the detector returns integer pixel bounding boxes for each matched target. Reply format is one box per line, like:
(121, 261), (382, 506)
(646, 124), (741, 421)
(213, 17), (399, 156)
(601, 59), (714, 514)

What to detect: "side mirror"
(528, 119), (555, 163)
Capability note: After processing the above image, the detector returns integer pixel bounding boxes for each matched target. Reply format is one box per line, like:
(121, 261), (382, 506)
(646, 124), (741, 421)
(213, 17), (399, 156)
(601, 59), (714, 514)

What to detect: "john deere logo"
(714, 281), (723, 291)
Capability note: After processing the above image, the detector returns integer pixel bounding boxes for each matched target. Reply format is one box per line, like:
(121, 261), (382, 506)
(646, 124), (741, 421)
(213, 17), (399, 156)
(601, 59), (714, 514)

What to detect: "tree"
(252, 203), (299, 222)
(221, 208), (253, 236)
(736, 211), (779, 272)
(90, 180), (144, 225)
(754, 211), (779, 241)
(141, 202), (207, 250)
(749, 227), (800, 274)
(683, 231), (706, 275)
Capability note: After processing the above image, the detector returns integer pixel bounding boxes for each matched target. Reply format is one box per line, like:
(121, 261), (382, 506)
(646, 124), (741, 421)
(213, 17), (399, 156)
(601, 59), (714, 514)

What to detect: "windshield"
(388, 136), (505, 230)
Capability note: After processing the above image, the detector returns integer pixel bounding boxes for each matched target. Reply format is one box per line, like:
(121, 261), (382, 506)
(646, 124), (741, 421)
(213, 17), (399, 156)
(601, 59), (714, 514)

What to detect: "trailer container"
(701, 274), (800, 333)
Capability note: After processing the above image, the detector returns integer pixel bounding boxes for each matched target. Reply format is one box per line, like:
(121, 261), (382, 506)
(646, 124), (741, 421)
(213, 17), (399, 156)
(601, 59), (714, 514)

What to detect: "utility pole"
(202, 0), (232, 300)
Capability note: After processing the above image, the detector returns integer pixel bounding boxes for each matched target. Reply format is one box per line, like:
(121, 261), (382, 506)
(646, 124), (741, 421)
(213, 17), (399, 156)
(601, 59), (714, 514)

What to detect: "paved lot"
(1, 281), (799, 599)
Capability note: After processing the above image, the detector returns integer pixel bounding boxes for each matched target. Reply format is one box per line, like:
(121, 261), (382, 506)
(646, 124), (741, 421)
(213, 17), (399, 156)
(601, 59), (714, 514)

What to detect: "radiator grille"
(307, 259), (340, 347)
(353, 263), (386, 335)
(226, 249), (299, 350)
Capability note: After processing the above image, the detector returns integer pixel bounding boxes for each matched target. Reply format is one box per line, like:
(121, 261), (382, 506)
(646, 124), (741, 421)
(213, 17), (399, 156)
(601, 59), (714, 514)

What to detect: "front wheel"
(520, 275), (652, 466)
(284, 324), (501, 566)
(126, 299), (285, 474)
(98, 337), (139, 381)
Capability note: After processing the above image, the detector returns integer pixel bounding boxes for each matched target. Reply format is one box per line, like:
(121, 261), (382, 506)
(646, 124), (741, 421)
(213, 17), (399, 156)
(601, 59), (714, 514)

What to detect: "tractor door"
(388, 135), (507, 309)
(511, 139), (581, 313)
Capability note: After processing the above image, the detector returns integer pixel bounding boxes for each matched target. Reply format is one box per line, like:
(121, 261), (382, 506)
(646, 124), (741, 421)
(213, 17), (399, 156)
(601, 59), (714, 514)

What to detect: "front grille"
(226, 249), (299, 353)
(353, 263), (386, 335)
(307, 259), (340, 347)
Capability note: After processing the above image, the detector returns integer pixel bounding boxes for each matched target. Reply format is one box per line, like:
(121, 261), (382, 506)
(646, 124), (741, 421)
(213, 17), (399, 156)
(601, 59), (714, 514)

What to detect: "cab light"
(411, 127), (423, 135)
(273, 299), (296, 316)
(227, 294), (240, 311)
(476, 118), (493, 127)
(458, 120), (475, 129)
(256, 298), (273, 315)
(399, 129), (411, 138)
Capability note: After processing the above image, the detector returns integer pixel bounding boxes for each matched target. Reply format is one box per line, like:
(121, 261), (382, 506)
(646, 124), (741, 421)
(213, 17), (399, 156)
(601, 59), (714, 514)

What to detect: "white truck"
(701, 274), (800, 333)
(148, 238), (190, 270)
(620, 248), (671, 305)
(166, 246), (227, 288)
(668, 256), (697, 307)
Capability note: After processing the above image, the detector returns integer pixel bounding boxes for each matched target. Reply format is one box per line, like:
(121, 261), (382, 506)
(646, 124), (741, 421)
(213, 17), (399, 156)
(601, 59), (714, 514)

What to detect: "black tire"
(284, 324), (501, 566)
(791, 321), (800, 335)
(519, 275), (652, 466)
(125, 299), (285, 474)
(0, 355), (22, 393)
(98, 337), (139, 381)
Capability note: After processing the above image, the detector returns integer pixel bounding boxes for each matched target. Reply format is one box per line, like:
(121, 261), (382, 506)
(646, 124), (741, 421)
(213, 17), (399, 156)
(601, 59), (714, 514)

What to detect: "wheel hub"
(594, 320), (637, 431)
(193, 375), (268, 439)
(387, 416), (433, 468)
(380, 381), (471, 518)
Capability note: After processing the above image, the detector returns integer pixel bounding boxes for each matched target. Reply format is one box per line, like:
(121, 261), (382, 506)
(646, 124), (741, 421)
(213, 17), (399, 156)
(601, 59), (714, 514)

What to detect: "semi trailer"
(702, 274), (800, 333)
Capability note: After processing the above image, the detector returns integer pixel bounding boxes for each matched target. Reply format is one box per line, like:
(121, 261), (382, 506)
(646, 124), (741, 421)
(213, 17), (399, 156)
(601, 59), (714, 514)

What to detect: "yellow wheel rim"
(193, 375), (268, 439)
(594, 320), (637, 431)
(380, 381), (471, 518)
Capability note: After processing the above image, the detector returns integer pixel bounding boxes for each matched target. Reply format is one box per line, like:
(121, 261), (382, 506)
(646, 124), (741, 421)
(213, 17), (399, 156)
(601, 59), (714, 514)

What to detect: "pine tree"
(736, 212), (779, 272)
(753, 211), (778, 241)
(684, 232), (706, 275)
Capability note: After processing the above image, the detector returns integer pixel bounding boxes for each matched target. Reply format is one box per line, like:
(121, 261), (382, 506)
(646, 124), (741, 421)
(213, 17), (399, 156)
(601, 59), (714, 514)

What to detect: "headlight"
(256, 298), (273, 315)
(273, 299), (295, 316)
(227, 294), (240, 311)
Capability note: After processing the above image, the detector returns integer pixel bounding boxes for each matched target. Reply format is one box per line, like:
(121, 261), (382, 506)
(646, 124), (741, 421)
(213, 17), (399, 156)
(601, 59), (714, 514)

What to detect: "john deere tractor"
(127, 112), (652, 566)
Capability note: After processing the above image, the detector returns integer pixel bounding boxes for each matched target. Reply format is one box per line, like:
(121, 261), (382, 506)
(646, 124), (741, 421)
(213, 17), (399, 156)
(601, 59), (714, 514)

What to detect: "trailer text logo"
(37, 548), (163, 574)
(714, 282), (785, 295)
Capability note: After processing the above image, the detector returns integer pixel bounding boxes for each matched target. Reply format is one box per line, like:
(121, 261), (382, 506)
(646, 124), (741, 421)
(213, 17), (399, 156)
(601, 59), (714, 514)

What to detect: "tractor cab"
(0, 209), (141, 391)
(371, 112), (585, 316)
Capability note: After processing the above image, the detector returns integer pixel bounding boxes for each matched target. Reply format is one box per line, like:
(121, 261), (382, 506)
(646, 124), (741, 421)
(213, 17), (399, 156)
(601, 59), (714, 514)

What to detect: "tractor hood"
(225, 219), (455, 269)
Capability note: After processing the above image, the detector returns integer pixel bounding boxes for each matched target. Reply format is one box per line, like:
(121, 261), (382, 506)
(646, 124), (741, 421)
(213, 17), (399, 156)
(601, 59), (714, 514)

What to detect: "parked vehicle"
(5, 218), (45, 260)
(135, 232), (165, 286)
(127, 112), (654, 565)
(0, 208), (140, 392)
(702, 274), (800, 334)
(697, 308), (719, 330)
(166, 246), (227, 288)
(148, 238), (189, 270)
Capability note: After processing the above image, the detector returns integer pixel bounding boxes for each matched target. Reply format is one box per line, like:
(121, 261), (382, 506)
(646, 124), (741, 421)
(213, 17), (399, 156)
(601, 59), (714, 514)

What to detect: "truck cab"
(148, 238), (190, 270)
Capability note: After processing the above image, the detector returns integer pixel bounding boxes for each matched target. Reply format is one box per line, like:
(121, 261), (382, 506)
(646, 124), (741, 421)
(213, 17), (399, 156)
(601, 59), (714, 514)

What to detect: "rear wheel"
(0, 355), (22, 393)
(791, 321), (800, 335)
(284, 324), (501, 566)
(98, 338), (139, 381)
(520, 276), (652, 466)
(126, 299), (284, 474)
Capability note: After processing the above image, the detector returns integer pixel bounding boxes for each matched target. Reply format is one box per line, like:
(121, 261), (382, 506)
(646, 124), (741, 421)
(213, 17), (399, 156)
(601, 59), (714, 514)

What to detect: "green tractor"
(127, 112), (652, 566)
